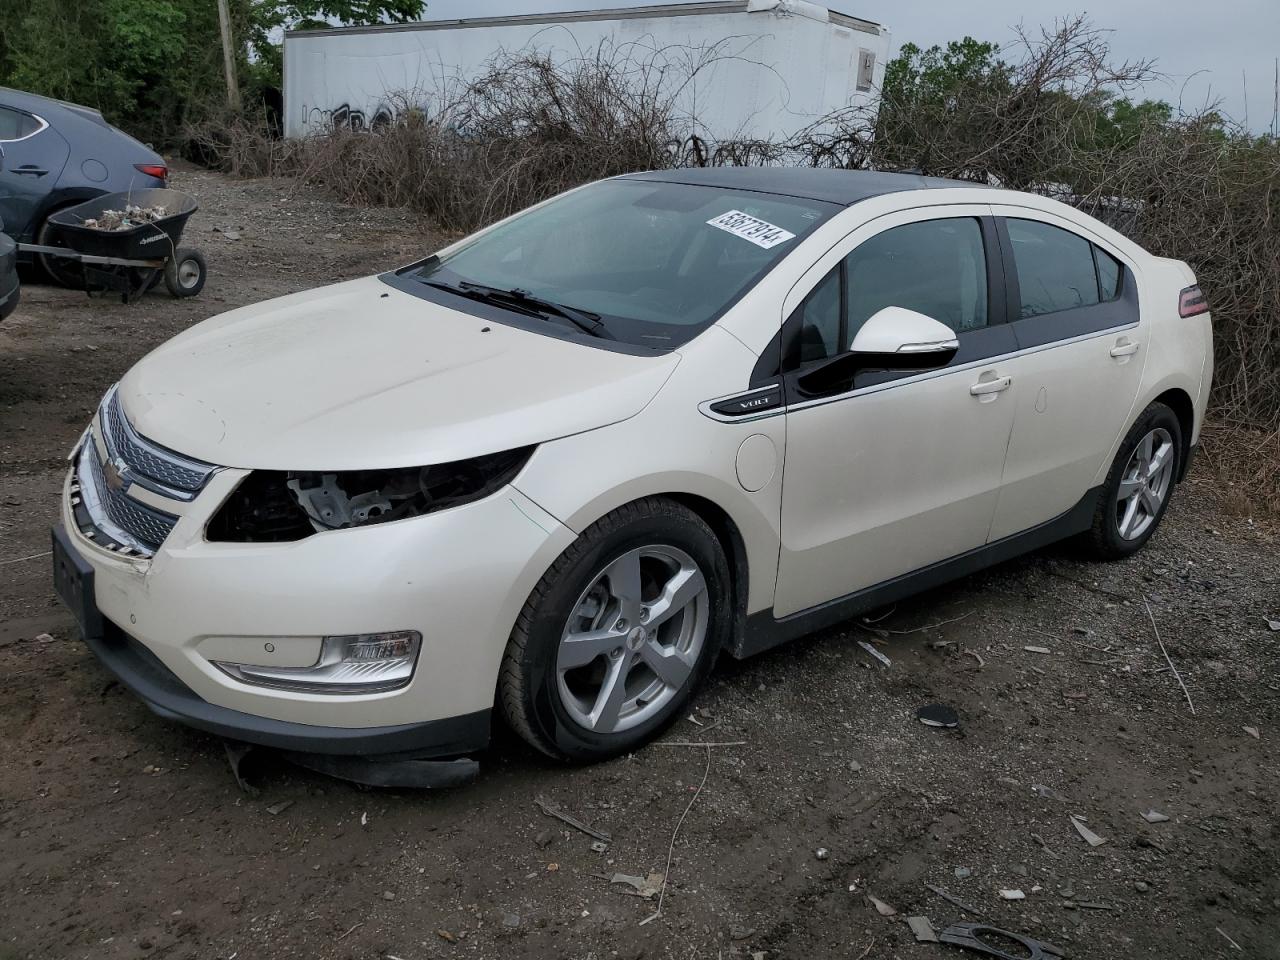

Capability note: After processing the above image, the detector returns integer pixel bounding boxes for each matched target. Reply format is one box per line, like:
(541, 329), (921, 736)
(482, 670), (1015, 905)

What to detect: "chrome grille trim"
(73, 440), (177, 556)
(100, 385), (218, 501)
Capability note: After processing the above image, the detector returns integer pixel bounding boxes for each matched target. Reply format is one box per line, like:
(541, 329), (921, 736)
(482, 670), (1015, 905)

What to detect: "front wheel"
(1086, 402), (1182, 559)
(499, 498), (731, 762)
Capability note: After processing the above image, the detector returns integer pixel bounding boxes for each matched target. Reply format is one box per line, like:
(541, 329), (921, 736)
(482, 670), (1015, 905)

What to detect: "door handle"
(14, 166), (48, 177)
(1110, 339), (1140, 358)
(969, 375), (1012, 397)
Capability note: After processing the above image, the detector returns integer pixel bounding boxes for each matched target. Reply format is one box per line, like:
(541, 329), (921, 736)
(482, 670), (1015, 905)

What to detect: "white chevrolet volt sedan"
(53, 168), (1213, 783)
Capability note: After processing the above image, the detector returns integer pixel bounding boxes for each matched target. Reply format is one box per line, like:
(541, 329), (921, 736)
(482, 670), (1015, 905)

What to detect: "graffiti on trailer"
(307, 102), (400, 132)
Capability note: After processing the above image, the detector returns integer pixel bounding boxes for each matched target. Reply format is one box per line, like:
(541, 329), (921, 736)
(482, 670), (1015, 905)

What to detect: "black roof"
(625, 167), (981, 206)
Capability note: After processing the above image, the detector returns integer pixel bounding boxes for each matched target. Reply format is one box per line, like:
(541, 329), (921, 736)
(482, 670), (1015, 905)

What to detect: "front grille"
(83, 447), (179, 550)
(101, 388), (215, 499)
(68, 386), (222, 557)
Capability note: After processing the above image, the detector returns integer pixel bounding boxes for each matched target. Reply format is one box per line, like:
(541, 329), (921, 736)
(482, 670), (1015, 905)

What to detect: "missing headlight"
(207, 447), (535, 542)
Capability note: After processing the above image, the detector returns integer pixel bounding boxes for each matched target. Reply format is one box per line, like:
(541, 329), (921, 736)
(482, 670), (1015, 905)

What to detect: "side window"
(797, 268), (841, 363)
(796, 217), (989, 362)
(0, 106), (41, 142)
(1006, 218), (1100, 317)
(1094, 245), (1122, 301)
(845, 218), (988, 341)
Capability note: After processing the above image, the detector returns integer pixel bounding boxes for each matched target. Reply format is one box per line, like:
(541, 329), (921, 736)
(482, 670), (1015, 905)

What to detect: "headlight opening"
(207, 447), (534, 542)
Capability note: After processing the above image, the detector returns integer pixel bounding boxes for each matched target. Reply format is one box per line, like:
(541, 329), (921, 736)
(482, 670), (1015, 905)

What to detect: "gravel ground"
(1, 164), (1277, 960)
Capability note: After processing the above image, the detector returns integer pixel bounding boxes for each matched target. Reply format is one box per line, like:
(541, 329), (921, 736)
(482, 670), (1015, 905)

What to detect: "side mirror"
(849, 306), (959, 360)
(796, 306), (958, 397)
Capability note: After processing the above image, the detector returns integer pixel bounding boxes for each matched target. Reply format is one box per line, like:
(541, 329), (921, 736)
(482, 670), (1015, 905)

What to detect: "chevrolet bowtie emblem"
(103, 455), (129, 493)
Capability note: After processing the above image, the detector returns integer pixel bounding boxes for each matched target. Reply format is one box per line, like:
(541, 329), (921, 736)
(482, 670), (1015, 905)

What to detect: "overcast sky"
(421, 0), (1279, 131)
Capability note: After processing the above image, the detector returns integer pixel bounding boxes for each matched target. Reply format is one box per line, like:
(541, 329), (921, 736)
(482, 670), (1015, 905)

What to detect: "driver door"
(774, 206), (1018, 617)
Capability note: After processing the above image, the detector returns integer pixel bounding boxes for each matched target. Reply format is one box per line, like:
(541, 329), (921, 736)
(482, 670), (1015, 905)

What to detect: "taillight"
(134, 163), (168, 182)
(1179, 284), (1209, 318)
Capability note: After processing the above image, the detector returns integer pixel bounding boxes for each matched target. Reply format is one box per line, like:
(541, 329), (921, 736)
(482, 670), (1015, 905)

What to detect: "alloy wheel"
(1116, 426), (1176, 541)
(556, 545), (709, 734)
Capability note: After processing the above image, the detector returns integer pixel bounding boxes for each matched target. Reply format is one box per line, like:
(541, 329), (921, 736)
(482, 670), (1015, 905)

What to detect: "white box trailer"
(283, 0), (890, 142)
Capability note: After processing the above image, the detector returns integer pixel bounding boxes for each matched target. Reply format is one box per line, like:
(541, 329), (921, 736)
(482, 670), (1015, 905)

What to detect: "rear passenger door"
(0, 103), (68, 240)
(987, 209), (1145, 540)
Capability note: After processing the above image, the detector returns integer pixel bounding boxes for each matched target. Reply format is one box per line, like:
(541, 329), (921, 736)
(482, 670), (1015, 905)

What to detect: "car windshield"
(405, 178), (837, 349)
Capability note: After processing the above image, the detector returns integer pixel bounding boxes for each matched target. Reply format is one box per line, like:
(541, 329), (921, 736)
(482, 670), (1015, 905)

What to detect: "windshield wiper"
(421, 278), (614, 340)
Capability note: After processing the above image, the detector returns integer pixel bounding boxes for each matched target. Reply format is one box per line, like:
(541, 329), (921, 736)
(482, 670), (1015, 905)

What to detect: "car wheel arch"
(541, 488), (754, 654)
(1150, 387), (1196, 481)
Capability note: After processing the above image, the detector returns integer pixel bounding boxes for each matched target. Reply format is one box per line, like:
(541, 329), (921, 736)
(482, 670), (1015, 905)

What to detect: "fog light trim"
(214, 630), (421, 694)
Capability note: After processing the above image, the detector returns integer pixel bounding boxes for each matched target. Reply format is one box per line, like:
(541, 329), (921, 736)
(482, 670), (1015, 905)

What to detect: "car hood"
(118, 275), (681, 470)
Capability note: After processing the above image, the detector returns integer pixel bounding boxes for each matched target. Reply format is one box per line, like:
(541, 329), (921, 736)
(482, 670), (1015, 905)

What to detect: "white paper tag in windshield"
(707, 210), (797, 249)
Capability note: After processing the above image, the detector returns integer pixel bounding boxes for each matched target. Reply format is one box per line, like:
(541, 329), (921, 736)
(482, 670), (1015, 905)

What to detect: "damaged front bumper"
(55, 523), (485, 786)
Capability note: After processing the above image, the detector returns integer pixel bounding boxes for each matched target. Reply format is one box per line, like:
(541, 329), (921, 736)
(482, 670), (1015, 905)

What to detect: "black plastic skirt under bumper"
(51, 525), (486, 783)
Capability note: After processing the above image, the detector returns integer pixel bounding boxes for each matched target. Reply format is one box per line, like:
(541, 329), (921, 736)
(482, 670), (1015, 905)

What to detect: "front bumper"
(55, 523), (488, 761)
(56, 454), (574, 745)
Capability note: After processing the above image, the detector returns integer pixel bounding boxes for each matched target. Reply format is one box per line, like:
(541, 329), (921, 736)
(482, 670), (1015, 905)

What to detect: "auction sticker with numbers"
(706, 210), (797, 249)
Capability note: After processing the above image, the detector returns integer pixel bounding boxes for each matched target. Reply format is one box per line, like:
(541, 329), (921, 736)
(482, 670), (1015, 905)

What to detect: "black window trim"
(995, 216), (1141, 351)
(0, 105), (48, 144)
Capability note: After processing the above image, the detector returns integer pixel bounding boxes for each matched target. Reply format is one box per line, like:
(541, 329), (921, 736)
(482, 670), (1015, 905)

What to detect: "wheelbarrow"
(19, 188), (207, 302)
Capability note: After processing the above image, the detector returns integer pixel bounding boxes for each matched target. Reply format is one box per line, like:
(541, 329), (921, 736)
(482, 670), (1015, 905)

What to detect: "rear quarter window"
(0, 106), (42, 141)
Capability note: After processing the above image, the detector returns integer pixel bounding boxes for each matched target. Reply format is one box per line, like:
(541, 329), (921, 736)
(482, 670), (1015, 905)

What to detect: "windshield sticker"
(707, 210), (797, 249)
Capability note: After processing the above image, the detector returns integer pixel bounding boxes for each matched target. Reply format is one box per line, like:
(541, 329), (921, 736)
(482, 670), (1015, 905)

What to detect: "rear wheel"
(164, 248), (206, 298)
(1086, 402), (1182, 559)
(499, 498), (731, 761)
(36, 214), (85, 288)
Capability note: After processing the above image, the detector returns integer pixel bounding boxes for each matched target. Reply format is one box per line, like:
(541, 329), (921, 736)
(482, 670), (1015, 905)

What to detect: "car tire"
(1086, 402), (1183, 560)
(499, 497), (731, 762)
(36, 213), (87, 289)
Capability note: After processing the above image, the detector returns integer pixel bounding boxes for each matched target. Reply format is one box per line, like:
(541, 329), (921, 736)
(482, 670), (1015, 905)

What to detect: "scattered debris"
(335, 922), (363, 941)
(590, 840), (608, 853)
(435, 929), (457, 943)
(924, 883), (987, 918)
(1141, 809), (1170, 824)
(1144, 598), (1196, 715)
(265, 800), (293, 816)
(881, 611), (975, 635)
(1032, 783), (1068, 802)
(1216, 927), (1244, 951)
(1030, 833), (1058, 857)
(815, 847), (830, 860)
(534, 829), (554, 849)
(1266, 619), (1279, 632)
(857, 640), (892, 667)
(654, 740), (747, 748)
(640, 743), (712, 926)
(535, 796), (612, 843)
(907, 916), (939, 942)
(606, 872), (664, 899)
(867, 894), (897, 916)
(917, 704), (960, 728)
(849, 759), (862, 773)
(998, 889), (1025, 900)
(964, 649), (986, 669)
(1070, 815), (1107, 847)
(222, 741), (259, 797)
(1074, 900), (1115, 911)
(1023, 645), (1052, 655)
(1243, 726), (1260, 739)
(82, 204), (168, 232)
(729, 923), (755, 940)
(1134, 880), (1150, 892)
(382, 891), (396, 901)
(360, 811), (368, 827)
(33, 632), (54, 643)
(938, 923), (1063, 959)
(954, 867), (972, 879)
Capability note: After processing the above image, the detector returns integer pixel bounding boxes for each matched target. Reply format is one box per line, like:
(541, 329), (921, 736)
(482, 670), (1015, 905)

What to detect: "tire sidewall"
(1099, 405), (1182, 556)
(521, 510), (731, 762)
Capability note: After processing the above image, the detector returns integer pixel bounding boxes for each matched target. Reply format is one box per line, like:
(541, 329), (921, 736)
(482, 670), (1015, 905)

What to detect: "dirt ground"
(1, 164), (1277, 960)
